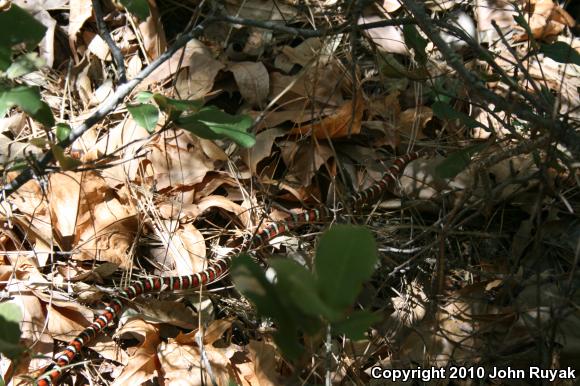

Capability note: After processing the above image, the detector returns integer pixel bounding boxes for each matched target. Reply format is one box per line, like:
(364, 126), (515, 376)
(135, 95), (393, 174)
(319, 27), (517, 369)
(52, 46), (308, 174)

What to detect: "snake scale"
(35, 151), (423, 385)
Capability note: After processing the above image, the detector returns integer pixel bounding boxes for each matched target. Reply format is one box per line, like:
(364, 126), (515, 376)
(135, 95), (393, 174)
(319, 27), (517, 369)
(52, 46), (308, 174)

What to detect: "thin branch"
(401, 0), (580, 158)
(92, 0), (127, 84)
(216, 13), (416, 38)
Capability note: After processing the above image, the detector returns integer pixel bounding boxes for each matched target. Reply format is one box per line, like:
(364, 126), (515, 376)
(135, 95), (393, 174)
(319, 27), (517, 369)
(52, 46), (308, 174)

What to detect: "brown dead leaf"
(279, 140), (334, 187)
(515, 0), (576, 41)
(143, 39), (223, 98)
(290, 94), (364, 138)
(229, 61), (270, 106)
(278, 38), (323, 68)
(113, 320), (161, 386)
(153, 222), (207, 275)
(47, 172), (81, 246)
(240, 340), (280, 386)
(137, 0), (167, 59)
(72, 173), (138, 267)
(241, 127), (286, 173)
(159, 319), (238, 386)
(269, 63), (345, 108)
(398, 106), (432, 140)
(175, 318), (233, 346)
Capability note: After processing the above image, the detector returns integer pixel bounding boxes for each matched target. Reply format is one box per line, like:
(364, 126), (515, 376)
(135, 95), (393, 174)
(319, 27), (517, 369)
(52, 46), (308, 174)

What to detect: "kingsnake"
(35, 151), (423, 386)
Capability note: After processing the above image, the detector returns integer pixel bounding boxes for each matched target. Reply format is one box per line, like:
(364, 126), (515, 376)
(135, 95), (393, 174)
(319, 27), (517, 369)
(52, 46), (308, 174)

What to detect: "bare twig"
(217, 13), (416, 38)
(92, 0), (127, 84)
(401, 0), (580, 158)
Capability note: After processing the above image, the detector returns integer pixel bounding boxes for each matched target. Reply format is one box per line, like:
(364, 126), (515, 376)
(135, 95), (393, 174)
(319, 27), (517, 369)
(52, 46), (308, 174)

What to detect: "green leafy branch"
(230, 225), (379, 360)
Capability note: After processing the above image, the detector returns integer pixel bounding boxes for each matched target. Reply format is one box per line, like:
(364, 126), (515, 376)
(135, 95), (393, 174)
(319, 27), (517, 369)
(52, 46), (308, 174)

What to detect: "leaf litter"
(0, 0), (579, 384)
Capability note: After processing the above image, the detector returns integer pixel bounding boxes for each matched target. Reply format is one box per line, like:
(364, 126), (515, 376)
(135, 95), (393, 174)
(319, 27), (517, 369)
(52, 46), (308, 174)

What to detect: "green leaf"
(119, 0), (151, 20)
(134, 91), (154, 104)
(270, 259), (341, 321)
(332, 311), (379, 340)
(432, 101), (483, 131)
(0, 5), (46, 50)
(231, 255), (303, 359)
(434, 143), (487, 179)
(127, 103), (159, 133)
(0, 46), (11, 71)
(55, 123), (71, 142)
(315, 225), (377, 311)
(176, 107), (255, 148)
(540, 42), (580, 66)
(6, 52), (45, 79)
(403, 25), (428, 65)
(153, 94), (202, 118)
(0, 303), (23, 359)
(0, 86), (54, 126)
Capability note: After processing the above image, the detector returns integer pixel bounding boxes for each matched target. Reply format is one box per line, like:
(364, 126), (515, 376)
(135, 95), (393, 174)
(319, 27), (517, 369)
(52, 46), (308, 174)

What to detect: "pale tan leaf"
(47, 172), (81, 243)
(84, 31), (110, 61)
(279, 38), (323, 67)
(137, 0), (167, 59)
(113, 320), (161, 386)
(358, 15), (408, 55)
(155, 222), (207, 275)
(69, 0), (92, 42)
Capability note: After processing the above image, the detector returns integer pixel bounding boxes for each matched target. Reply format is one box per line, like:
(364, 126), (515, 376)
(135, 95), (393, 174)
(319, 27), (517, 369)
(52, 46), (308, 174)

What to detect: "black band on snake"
(35, 151), (423, 386)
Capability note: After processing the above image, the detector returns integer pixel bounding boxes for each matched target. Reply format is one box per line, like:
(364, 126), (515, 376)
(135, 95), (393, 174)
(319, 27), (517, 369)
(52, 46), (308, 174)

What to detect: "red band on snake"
(35, 151), (422, 386)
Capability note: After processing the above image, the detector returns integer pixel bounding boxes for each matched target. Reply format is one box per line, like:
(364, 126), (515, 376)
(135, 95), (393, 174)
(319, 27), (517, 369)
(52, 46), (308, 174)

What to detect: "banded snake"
(35, 151), (423, 385)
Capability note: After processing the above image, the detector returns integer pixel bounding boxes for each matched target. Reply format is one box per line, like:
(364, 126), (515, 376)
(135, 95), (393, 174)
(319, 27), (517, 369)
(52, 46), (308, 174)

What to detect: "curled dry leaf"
(152, 221), (207, 275)
(158, 319), (236, 386)
(47, 172), (81, 245)
(516, 0), (576, 41)
(84, 31), (110, 61)
(236, 340), (281, 386)
(14, 0), (58, 67)
(68, 172), (138, 267)
(137, 0), (167, 59)
(278, 38), (324, 68)
(112, 320), (161, 386)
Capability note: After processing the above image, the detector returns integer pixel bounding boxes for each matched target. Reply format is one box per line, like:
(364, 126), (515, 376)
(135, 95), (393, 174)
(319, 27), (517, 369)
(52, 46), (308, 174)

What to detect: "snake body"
(35, 151), (422, 385)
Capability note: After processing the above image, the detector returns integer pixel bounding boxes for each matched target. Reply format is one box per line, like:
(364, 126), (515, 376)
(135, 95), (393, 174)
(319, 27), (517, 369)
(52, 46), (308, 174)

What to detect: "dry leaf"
(290, 95), (364, 138)
(69, 0), (92, 42)
(359, 15), (408, 55)
(229, 61), (270, 106)
(113, 320), (161, 386)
